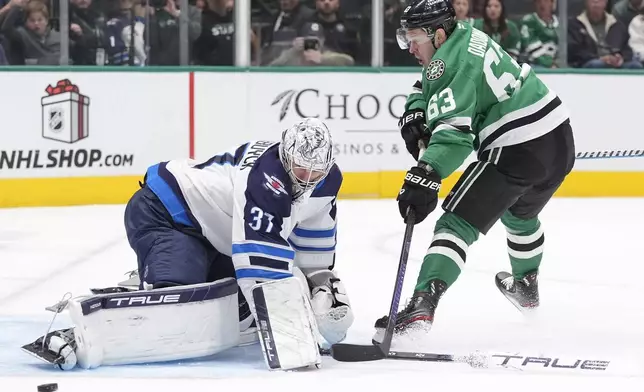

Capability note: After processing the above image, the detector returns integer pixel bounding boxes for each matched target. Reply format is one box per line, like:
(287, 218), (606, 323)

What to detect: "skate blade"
(372, 320), (433, 345)
(21, 342), (62, 366)
(499, 291), (540, 317)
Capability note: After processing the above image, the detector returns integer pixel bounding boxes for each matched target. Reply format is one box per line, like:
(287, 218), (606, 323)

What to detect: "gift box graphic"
(41, 79), (90, 144)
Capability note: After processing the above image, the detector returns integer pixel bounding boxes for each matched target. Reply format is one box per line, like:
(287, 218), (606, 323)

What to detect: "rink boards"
(0, 69), (643, 207)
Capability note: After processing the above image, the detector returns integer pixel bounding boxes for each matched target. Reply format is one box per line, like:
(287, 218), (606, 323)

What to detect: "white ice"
(1, 198), (644, 392)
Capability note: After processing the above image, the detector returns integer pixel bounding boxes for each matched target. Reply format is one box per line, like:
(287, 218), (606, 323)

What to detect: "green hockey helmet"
(397, 0), (457, 49)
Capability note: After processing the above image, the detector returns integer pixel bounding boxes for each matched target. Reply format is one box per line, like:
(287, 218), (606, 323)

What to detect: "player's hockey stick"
(575, 150), (644, 160)
(320, 347), (488, 367)
(329, 208), (416, 362)
(330, 144), (426, 362)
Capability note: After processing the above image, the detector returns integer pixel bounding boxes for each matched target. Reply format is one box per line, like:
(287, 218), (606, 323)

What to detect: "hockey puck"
(37, 383), (58, 392)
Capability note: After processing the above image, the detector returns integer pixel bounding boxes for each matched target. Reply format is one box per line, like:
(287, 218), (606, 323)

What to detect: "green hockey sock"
(501, 210), (544, 280)
(415, 212), (479, 291)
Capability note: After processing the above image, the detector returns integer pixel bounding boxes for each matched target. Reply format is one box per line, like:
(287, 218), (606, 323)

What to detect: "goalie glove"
(308, 270), (354, 345)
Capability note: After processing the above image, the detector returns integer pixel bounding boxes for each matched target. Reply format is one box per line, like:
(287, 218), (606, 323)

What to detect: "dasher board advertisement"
(0, 74), (190, 179)
(195, 72), (644, 172)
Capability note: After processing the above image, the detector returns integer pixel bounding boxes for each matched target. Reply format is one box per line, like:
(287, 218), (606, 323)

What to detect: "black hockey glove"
(398, 109), (430, 161)
(397, 165), (441, 224)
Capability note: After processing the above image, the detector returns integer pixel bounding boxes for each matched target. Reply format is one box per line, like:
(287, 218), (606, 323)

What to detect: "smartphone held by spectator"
(269, 21), (353, 66)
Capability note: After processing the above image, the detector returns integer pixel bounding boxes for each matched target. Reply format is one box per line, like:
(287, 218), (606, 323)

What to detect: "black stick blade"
(330, 343), (386, 362)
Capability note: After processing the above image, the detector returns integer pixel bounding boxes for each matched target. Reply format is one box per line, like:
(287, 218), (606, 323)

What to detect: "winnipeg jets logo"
(263, 173), (288, 196)
(426, 59), (445, 81)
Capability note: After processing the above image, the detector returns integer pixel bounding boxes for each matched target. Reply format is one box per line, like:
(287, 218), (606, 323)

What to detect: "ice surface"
(1, 199), (643, 392)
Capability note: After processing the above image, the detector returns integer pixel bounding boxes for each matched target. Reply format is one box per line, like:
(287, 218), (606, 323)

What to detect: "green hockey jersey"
(472, 18), (521, 58)
(519, 13), (559, 67)
(405, 22), (569, 179)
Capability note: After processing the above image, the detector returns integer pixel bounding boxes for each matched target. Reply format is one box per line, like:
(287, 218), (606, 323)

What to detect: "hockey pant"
(416, 120), (576, 291)
(124, 185), (252, 324)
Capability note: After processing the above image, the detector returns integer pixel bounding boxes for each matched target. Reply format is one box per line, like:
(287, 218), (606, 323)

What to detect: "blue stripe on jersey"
(250, 255), (291, 271)
(292, 226), (336, 238)
(145, 164), (193, 227)
(234, 143), (250, 165)
(194, 143), (250, 169)
(289, 241), (336, 252)
(194, 153), (235, 169)
(232, 243), (295, 260)
(236, 268), (292, 280)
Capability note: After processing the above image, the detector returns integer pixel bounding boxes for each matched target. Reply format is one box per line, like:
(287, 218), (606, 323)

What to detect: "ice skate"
(495, 270), (539, 313)
(21, 328), (78, 370)
(372, 279), (447, 343)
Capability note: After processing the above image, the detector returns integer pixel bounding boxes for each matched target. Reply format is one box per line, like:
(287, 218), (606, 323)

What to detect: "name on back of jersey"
(240, 141), (274, 170)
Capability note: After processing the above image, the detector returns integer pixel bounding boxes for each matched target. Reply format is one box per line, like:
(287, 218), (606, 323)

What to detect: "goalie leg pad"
(67, 278), (240, 369)
(252, 277), (321, 370)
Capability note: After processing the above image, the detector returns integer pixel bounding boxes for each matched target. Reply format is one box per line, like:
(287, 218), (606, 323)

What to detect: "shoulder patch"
(263, 172), (289, 197)
(426, 59), (445, 81)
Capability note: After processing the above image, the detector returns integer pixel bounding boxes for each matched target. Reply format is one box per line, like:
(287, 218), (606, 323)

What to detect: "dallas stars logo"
(426, 59), (445, 81)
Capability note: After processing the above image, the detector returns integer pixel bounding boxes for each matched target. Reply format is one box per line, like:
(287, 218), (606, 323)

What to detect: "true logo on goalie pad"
(80, 279), (238, 315)
(109, 294), (181, 307)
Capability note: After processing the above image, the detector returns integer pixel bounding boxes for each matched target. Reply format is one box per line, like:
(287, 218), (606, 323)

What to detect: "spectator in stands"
(147, 0), (201, 65)
(383, 0), (417, 66)
(568, 0), (642, 68)
(260, 0), (315, 64)
(69, 0), (106, 65)
(309, 0), (360, 61)
(0, 38), (8, 64)
(103, 0), (146, 65)
(612, 0), (642, 27)
(473, 0), (521, 59)
(628, 9), (644, 62)
(268, 21), (353, 65)
(520, 0), (559, 68)
(193, 0), (259, 65)
(0, 0), (60, 65)
(453, 0), (474, 23)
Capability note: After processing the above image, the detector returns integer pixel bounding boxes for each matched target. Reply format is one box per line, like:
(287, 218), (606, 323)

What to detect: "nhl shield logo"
(426, 59), (445, 81)
(48, 107), (64, 133)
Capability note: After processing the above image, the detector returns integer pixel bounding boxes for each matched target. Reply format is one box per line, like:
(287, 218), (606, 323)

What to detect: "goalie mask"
(279, 118), (335, 198)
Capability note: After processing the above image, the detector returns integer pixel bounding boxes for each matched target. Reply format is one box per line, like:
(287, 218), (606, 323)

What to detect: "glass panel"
(253, 0), (366, 67)
(192, 0), (235, 66)
(384, 0), (420, 66)
(0, 0), (65, 65)
(382, 0), (569, 68)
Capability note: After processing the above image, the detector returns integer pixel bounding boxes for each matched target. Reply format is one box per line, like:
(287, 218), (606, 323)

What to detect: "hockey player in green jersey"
(519, 0), (559, 68)
(374, 0), (575, 337)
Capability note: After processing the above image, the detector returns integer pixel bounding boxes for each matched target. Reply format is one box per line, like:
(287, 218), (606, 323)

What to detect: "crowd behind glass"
(0, 0), (642, 69)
